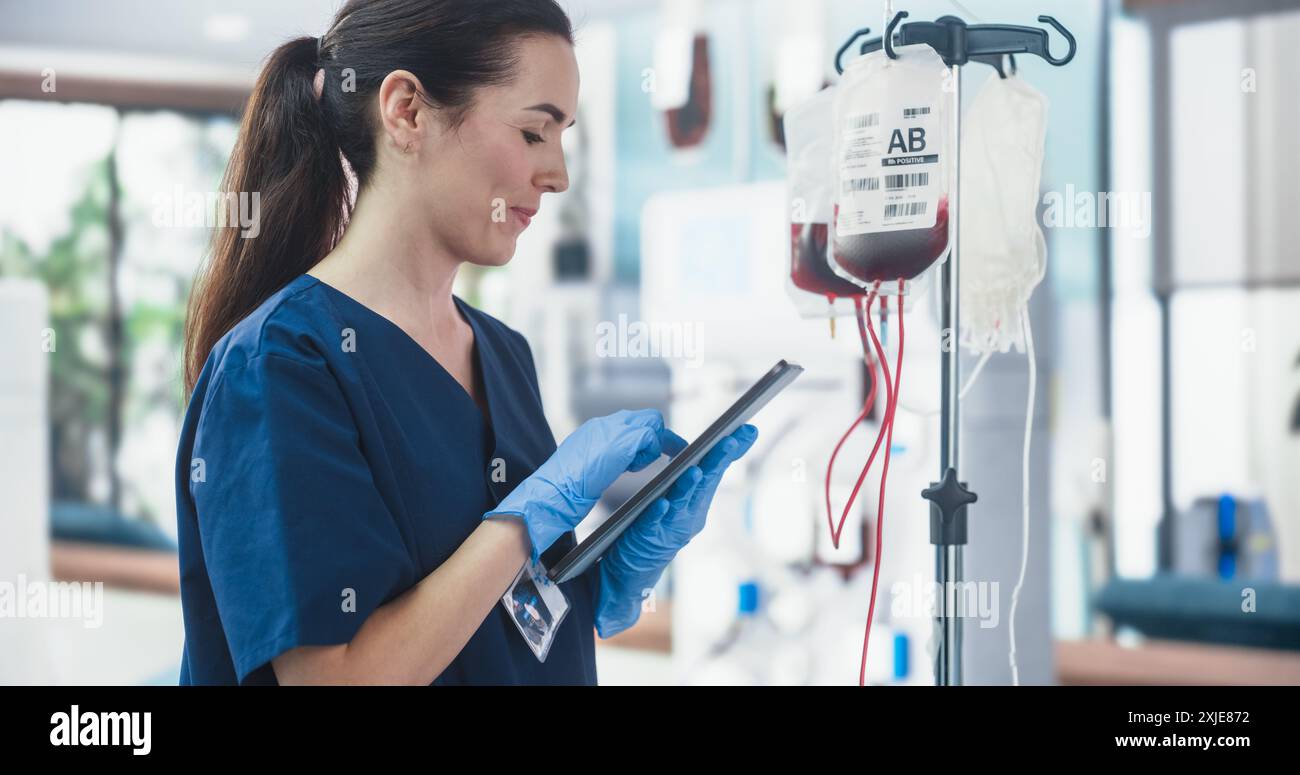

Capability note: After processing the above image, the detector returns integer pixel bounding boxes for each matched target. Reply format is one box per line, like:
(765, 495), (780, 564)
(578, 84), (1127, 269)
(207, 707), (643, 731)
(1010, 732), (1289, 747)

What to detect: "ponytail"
(183, 35), (346, 395)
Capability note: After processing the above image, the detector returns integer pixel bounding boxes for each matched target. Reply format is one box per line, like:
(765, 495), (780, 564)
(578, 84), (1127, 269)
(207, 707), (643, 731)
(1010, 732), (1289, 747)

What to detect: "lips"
(510, 207), (537, 229)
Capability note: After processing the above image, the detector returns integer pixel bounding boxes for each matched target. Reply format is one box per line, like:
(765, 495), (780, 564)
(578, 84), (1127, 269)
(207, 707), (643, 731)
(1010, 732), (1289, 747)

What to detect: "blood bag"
(784, 84), (865, 320)
(830, 44), (951, 296)
(958, 71), (1048, 354)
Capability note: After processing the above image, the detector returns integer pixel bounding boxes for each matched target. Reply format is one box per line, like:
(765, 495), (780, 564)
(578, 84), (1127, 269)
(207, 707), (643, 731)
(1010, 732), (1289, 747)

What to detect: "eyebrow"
(525, 103), (577, 128)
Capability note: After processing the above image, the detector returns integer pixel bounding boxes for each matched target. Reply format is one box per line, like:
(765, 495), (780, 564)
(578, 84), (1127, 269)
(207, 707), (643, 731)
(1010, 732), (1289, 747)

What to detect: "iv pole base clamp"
(922, 467), (977, 546)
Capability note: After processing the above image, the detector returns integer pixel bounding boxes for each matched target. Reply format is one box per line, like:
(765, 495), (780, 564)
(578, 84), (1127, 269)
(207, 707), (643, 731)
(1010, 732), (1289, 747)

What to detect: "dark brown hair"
(183, 0), (574, 395)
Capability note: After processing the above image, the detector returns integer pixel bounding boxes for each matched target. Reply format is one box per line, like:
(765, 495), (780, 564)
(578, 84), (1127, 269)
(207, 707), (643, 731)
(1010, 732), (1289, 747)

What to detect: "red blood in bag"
(791, 222), (865, 298)
(831, 196), (949, 284)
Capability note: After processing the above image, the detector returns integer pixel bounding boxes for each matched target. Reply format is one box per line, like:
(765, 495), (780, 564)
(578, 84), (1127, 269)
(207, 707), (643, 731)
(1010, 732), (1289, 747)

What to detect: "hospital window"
(0, 98), (237, 547)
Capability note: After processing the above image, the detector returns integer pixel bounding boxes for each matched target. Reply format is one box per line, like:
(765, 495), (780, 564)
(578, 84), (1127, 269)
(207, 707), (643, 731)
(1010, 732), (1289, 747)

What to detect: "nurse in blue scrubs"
(174, 0), (756, 685)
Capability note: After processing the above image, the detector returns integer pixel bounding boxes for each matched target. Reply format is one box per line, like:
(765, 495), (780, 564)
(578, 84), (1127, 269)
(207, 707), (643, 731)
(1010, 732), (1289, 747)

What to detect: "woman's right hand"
(483, 409), (687, 563)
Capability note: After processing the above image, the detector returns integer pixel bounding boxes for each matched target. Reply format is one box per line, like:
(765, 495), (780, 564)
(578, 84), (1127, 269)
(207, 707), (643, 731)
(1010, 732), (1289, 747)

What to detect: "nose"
(536, 146), (569, 194)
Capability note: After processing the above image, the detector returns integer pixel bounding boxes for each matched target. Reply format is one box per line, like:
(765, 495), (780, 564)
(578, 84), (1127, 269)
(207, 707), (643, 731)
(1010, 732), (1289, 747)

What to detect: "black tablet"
(547, 359), (804, 584)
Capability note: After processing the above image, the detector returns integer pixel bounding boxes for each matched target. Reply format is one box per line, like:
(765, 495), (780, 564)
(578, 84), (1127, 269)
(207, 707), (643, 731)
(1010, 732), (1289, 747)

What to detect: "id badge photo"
(501, 559), (570, 662)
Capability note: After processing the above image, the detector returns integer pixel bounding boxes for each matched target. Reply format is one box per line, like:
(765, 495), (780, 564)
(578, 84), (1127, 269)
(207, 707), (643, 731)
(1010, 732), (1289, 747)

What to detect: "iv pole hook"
(1037, 15), (1076, 66)
(834, 26), (872, 74)
(883, 10), (908, 60)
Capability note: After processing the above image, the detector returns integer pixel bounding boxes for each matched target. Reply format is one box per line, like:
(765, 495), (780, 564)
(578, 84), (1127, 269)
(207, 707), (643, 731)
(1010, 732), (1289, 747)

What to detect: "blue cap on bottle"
(893, 632), (909, 680)
(738, 581), (760, 614)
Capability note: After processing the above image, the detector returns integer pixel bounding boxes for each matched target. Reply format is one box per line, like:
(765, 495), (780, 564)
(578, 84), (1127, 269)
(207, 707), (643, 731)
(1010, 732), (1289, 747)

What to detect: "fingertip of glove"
(667, 466), (703, 500)
(730, 425), (759, 457)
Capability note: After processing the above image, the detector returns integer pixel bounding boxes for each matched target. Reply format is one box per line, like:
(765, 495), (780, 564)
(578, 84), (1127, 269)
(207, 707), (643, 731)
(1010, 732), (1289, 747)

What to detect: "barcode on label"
(848, 112), (880, 129)
(903, 107), (931, 118)
(884, 172), (929, 190)
(884, 201), (928, 219)
(843, 177), (881, 193)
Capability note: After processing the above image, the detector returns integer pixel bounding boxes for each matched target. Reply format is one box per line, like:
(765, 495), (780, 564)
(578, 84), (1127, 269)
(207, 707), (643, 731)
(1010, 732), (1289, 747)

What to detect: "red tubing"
(835, 283), (894, 554)
(859, 280), (905, 686)
(824, 293), (879, 548)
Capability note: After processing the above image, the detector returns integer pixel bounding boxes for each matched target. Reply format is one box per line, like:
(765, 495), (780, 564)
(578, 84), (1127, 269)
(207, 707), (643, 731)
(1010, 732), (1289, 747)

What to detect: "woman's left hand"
(594, 424), (759, 638)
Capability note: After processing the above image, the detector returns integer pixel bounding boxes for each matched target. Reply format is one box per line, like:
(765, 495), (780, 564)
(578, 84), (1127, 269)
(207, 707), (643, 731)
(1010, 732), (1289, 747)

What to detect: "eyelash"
(521, 130), (545, 145)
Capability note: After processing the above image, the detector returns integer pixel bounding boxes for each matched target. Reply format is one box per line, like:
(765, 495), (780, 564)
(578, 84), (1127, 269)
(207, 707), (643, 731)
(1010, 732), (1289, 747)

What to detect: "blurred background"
(2, 0), (1300, 686)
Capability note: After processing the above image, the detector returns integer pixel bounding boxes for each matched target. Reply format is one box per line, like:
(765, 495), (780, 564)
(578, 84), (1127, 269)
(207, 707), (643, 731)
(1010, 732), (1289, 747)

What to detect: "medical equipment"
(959, 71), (1049, 356)
(784, 85), (866, 327)
(946, 66), (1051, 685)
(810, 11), (1076, 685)
(856, 287), (905, 684)
(784, 47), (932, 684)
(1173, 494), (1279, 581)
(830, 44), (951, 292)
(824, 298), (879, 555)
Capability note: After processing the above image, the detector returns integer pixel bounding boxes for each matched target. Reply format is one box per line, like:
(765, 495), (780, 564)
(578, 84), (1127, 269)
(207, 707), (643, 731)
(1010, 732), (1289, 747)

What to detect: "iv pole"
(936, 58), (964, 686)
(833, 10), (1076, 686)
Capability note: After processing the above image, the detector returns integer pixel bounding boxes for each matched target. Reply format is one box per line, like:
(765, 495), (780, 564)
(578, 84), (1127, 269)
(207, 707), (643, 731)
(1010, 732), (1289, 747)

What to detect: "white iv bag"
(958, 71), (1049, 354)
(784, 85), (867, 320)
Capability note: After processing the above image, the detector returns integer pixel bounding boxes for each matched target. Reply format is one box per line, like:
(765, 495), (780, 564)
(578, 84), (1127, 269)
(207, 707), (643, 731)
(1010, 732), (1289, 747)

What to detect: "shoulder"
(203, 275), (339, 380)
(187, 277), (355, 443)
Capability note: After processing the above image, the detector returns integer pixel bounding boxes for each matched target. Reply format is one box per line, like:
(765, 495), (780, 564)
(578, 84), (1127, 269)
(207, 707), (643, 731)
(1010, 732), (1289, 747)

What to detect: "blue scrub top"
(174, 274), (600, 685)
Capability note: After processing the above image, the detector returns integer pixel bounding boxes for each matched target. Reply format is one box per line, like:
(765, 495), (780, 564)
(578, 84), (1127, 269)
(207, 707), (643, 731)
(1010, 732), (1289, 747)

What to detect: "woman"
(175, 0), (756, 685)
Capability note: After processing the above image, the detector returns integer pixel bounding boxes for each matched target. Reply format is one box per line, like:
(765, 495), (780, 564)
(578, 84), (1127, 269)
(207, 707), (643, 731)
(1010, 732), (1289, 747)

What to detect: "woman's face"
(416, 34), (579, 267)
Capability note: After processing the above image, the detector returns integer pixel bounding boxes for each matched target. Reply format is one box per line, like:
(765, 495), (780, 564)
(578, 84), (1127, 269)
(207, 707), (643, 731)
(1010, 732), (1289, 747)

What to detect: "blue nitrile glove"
(484, 409), (688, 564)
(595, 423), (759, 638)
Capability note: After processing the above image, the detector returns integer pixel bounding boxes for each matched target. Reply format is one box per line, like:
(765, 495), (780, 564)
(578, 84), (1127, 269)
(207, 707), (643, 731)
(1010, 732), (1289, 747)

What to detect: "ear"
(376, 69), (432, 154)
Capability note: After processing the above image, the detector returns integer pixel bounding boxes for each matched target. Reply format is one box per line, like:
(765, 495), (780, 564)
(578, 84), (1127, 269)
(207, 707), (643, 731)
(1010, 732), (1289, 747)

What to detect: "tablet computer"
(547, 359), (804, 584)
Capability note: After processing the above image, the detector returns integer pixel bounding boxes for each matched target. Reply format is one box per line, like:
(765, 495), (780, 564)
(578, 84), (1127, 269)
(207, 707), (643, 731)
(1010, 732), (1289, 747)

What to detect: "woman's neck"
(308, 185), (465, 339)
